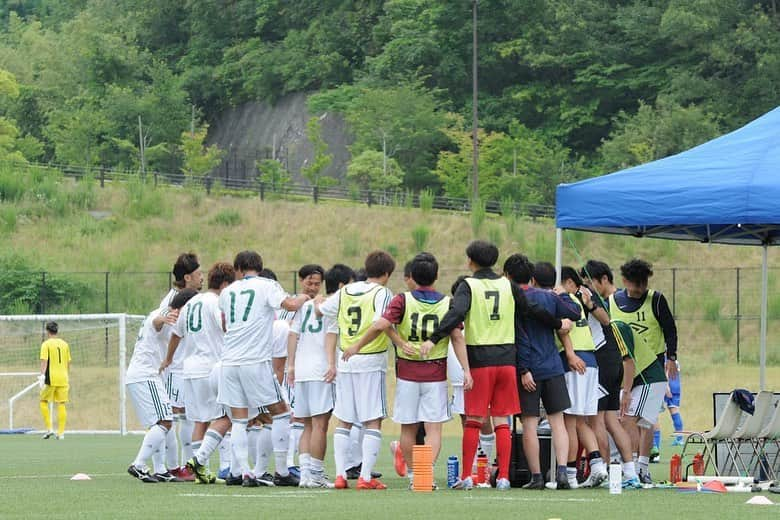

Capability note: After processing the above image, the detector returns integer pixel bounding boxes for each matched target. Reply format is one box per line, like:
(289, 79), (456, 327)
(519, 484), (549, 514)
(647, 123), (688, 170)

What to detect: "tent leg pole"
(760, 245), (768, 391)
(555, 228), (563, 285)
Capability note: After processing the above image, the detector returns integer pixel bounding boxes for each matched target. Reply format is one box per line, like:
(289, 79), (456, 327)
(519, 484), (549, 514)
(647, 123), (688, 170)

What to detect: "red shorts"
(464, 365), (521, 418)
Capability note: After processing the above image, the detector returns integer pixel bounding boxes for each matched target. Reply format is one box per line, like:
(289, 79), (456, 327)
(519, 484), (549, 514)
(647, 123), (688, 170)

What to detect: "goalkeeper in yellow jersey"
(39, 322), (71, 439)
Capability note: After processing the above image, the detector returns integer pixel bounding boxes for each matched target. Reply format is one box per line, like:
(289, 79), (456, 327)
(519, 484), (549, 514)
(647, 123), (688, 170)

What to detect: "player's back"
(219, 276), (286, 365)
(126, 313), (170, 383)
(41, 338), (70, 386)
(181, 291), (224, 378)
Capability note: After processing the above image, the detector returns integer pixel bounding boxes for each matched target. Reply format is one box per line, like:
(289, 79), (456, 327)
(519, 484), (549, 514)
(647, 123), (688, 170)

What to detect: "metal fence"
(2, 267), (778, 365)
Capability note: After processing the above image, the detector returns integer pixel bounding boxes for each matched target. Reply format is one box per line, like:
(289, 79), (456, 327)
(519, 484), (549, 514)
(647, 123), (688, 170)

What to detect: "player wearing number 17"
(217, 251), (311, 487)
(420, 241), (569, 490)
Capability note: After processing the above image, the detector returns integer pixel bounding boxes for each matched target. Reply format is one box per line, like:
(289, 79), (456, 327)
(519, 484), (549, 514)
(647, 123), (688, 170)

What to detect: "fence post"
(671, 268), (676, 318)
(736, 267), (741, 363)
(100, 168), (105, 188)
(313, 185), (319, 204)
(154, 171), (158, 187)
(259, 181), (265, 201)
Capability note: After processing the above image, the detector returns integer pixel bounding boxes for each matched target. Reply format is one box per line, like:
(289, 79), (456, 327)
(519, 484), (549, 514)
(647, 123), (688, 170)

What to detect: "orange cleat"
(334, 475), (349, 489)
(357, 477), (387, 490)
(176, 465), (196, 482)
(390, 440), (407, 477)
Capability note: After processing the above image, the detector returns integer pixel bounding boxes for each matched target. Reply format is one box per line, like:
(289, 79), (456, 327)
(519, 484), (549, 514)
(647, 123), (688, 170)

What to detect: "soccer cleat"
(256, 472), (276, 487)
(273, 472), (300, 487)
(639, 470), (652, 485)
(579, 469), (608, 488)
(186, 457), (214, 485)
(496, 478), (511, 491)
(42, 431), (55, 440)
(452, 476), (473, 490)
(356, 477), (387, 490)
(308, 474), (335, 489)
(334, 475), (349, 489)
(298, 474), (311, 488)
(522, 478), (545, 490)
(128, 465), (158, 483)
(56, 434), (64, 440)
(622, 476), (643, 489)
(649, 447), (660, 463)
(224, 474), (243, 486)
(287, 466), (301, 479)
(390, 440), (407, 477)
(345, 463), (382, 480)
(176, 465), (196, 482)
(242, 475), (259, 487)
(218, 468), (230, 480)
(555, 469), (571, 490)
(153, 471), (183, 483)
(671, 437), (684, 447)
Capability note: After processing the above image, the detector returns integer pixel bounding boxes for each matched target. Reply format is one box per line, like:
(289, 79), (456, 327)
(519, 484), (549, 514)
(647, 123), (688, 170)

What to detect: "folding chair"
(680, 391), (744, 476)
(731, 391), (775, 478)
(756, 401), (780, 481)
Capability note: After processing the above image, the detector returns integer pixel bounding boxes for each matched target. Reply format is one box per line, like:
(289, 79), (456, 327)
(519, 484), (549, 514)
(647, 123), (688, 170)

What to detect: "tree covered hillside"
(0, 0), (778, 204)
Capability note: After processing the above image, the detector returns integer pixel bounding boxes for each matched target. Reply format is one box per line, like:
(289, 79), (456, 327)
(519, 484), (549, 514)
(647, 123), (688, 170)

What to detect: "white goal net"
(0, 314), (145, 434)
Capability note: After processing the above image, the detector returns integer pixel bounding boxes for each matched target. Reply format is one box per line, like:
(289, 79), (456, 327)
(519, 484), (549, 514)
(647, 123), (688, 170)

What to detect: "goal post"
(0, 313), (145, 434)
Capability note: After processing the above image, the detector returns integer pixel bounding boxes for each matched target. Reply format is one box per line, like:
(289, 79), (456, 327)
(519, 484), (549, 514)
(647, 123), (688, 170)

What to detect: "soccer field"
(1, 435), (778, 519)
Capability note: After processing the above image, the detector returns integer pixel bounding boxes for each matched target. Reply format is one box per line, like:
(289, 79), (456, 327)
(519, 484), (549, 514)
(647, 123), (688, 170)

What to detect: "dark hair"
(233, 250), (263, 273)
(364, 250), (396, 279)
(170, 288), (198, 310)
(580, 259), (613, 284)
(208, 262), (236, 290)
(533, 262), (556, 289)
(259, 268), (277, 281)
(45, 321), (58, 334)
(172, 252), (199, 286)
(403, 260), (413, 278)
(620, 258), (653, 285)
(410, 252), (438, 287)
(298, 264), (325, 280)
(451, 275), (469, 296)
(325, 264), (354, 294)
(503, 253), (534, 284)
(353, 268), (368, 282)
(560, 266), (582, 287)
(466, 240), (499, 268)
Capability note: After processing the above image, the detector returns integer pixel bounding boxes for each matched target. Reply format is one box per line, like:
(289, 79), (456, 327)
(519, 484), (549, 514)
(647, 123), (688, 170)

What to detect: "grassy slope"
(2, 182), (780, 430)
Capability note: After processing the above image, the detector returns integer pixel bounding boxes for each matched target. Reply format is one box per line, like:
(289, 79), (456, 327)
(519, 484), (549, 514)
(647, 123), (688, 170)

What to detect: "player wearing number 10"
(217, 251), (310, 487)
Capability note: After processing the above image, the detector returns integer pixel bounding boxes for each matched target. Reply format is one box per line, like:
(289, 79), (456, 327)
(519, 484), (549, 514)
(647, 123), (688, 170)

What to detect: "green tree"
(179, 125), (224, 179)
(346, 150), (404, 193)
(257, 158), (291, 193)
(301, 115), (337, 195)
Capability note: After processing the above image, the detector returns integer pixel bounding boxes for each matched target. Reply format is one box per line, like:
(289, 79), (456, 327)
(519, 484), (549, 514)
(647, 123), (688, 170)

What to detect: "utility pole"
(138, 116), (146, 180)
(471, 0), (479, 202)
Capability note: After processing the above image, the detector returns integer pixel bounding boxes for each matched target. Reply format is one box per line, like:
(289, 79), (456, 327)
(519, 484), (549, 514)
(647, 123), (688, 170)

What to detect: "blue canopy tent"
(555, 106), (780, 390)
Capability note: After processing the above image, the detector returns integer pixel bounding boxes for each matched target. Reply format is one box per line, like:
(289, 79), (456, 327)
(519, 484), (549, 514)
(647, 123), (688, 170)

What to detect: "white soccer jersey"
(126, 312), (172, 384)
(319, 281), (392, 373)
(290, 299), (339, 381)
(272, 319), (290, 359)
(219, 275), (287, 365)
(157, 288), (178, 315)
(446, 341), (464, 386)
(175, 291), (224, 378)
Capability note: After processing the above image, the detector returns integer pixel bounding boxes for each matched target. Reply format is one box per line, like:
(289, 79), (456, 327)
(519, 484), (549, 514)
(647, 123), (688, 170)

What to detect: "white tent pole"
(555, 228), (563, 285)
(760, 245), (768, 391)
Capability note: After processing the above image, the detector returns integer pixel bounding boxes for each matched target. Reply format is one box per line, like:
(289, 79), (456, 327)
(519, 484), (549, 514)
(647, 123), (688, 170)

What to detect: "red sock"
(495, 423), (511, 480)
(461, 420), (481, 479)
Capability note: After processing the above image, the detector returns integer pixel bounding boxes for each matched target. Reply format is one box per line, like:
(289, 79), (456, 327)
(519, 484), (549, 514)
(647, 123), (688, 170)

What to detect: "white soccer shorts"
(392, 378), (451, 424)
(293, 381), (335, 418)
(450, 384), (465, 416)
(164, 370), (186, 409)
(628, 381), (667, 429)
(217, 361), (285, 409)
(563, 366), (600, 416)
(334, 371), (387, 424)
(184, 376), (224, 422)
(127, 377), (173, 428)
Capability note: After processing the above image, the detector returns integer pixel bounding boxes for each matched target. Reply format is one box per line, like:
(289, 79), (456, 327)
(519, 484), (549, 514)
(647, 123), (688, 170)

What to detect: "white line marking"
(178, 492), (324, 498)
(463, 496), (598, 502)
(0, 473), (124, 480)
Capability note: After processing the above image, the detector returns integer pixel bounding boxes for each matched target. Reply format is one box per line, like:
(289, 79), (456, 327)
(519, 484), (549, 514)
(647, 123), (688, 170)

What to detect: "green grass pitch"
(0, 434), (777, 519)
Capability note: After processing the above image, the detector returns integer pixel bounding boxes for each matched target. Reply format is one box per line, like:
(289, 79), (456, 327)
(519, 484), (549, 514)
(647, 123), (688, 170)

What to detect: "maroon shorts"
(464, 365), (521, 418)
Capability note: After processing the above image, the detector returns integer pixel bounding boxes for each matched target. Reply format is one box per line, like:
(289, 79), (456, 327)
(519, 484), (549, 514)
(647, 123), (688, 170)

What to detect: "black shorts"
(519, 374), (571, 417)
(597, 359), (624, 411)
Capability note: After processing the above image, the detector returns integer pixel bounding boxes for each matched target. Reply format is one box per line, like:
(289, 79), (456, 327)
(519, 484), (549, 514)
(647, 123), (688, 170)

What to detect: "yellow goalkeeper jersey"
(40, 338), (71, 386)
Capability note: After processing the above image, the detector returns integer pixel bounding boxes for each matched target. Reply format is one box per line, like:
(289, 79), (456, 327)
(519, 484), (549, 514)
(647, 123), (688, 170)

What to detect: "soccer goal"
(0, 313), (146, 434)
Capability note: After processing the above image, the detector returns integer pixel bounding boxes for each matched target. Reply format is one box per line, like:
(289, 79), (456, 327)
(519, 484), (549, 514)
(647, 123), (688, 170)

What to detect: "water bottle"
(609, 463), (622, 494)
(447, 456), (459, 488)
(692, 453), (704, 476)
(476, 452), (488, 484)
(669, 454), (681, 483)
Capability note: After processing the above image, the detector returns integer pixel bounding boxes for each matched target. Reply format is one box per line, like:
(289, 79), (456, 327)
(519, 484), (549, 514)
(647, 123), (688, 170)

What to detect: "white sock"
(287, 422), (304, 467)
(218, 431), (231, 471)
(299, 452), (311, 478)
(638, 456), (649, 475)
(230, 418), (249, 477)
(247, 427), (260, 467)
(359, 429), (382, 481)
(179, 416), (194, 463)
(479, 433), (495, 463)
(196, 429), (223, 466)
(165, 425), (179, 469)
(348, 423), (364, 469)
(272, 413), (291, 476)
(134, 424), (167, 470)
(622, 460), (637, 479)
(152, 443), (166, 474)
(254, 425), (273, 476)
(334, 427), (350, 478)
(310, 456), (324, 477)
(589, 457), (606, 475)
